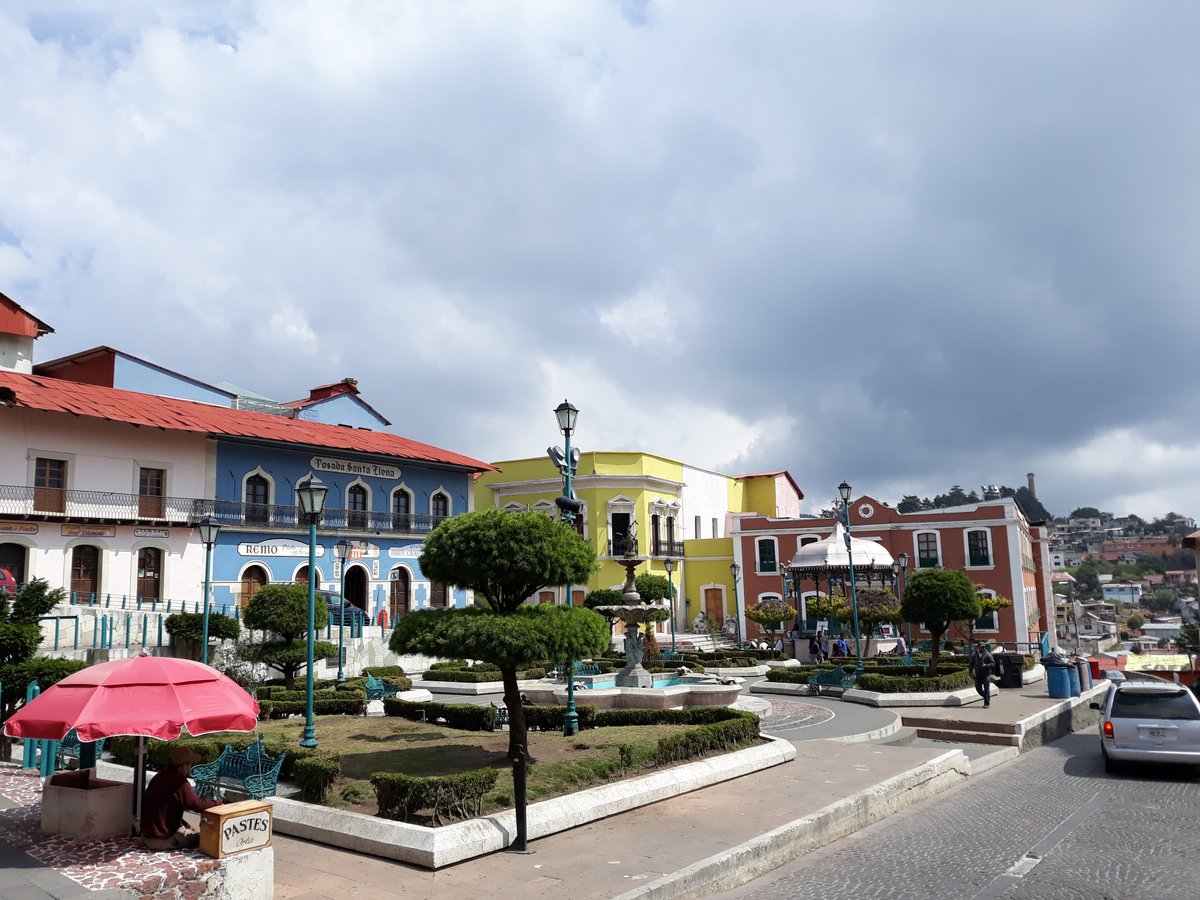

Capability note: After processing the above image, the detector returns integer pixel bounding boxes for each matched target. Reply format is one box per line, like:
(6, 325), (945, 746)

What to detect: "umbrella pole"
(131, 736), (145, 836)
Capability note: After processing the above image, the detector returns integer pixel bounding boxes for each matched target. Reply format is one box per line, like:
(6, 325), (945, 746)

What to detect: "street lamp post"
(297, 475), (328, 749)
(196, 518), (221, 665)
(334, 539), (350, 685)
(897, 551), (910, 647)
(729, 562), (743, 648)
(664, 557), (676, 652)
(553, 400), (581, 737)
(838, 481), (864, 678)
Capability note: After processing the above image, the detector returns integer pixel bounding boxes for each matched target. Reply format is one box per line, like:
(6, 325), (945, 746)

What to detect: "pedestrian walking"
(819, 629), (830, 661)
(969, 642), (996, 708)
(809, 633), (824, 663)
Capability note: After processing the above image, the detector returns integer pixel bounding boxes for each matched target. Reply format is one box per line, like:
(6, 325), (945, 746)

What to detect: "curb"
(613, 749), (971, 899)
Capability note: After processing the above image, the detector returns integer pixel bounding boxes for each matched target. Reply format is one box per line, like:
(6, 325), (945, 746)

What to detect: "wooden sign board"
(199, 800), (273, 859)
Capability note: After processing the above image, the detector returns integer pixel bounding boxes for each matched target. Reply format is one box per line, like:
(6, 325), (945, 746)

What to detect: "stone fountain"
(594, 528), (669, 688)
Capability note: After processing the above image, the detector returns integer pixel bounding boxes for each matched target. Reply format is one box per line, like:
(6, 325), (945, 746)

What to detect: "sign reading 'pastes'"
(310, 456), (401, 480)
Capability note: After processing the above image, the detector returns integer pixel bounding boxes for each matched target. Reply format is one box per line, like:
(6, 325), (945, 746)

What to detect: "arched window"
(0, 542), (27, 585)
(136, 547), (162, 602)
(348, 484), (368, 530)
(431, 492), (449, 520)
(966, 529), (991, 567)
(392, 490), (412, 531)
(245, 474), (270, 526)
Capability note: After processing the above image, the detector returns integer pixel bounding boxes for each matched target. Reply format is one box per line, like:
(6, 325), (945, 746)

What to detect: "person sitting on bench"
(140, 747), (221, 850)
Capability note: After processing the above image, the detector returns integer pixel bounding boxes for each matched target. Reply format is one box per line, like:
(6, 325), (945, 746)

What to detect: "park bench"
(806, 666), (857, 696)
(191, 736), (286, 802)
(549, 662), (601, 680)
(883, 654), (917, 666)
(660, 650), (684, 662)
(491, 694), (534, 730)
(55, 729), (105, 769)
(365, 673), (402, 701)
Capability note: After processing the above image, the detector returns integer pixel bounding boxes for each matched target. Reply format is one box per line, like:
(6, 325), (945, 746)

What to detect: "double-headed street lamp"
(552, 400), (583, 737)
(729, 562), (743, 648)
(334, 539), (351, 685)
(196, 517), (221, 665)
(664, 557), (677, 652)
(838, 481), (864, 678)
(297, 475), (328, 749)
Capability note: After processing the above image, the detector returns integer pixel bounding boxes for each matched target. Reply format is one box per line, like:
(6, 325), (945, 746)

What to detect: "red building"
(732, 494), (1054, 649)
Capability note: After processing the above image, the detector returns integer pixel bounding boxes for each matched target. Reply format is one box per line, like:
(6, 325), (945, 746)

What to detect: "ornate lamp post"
(553, 400), (582, 737)
(838, 481), (864, 678)
(664, 557), (677, 652)
(296, 475), (328, 749)
(334, 539), (350, 684)
(896, 551), (911, 647)
(196, 518), (221, 665)
(729, 562), (743, 648)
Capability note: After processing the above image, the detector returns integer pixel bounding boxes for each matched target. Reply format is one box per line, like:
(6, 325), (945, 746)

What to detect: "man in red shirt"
(140, 746), (221, 850)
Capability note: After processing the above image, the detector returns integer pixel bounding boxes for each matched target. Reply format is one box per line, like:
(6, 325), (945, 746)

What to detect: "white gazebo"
(783, 521), (897, 625)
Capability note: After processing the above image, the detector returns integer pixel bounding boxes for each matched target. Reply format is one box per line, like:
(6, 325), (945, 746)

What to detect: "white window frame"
(975, 588), (1000, 632)
(429, 487), (452, 517)
(390, 484), (414, 515)
(964, 528), (993, 569)
(755, 537), (779, 575)
(914, 530), (942, 569)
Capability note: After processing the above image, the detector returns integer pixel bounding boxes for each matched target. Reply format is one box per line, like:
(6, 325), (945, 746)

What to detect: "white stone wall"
(679, 465), (732, 539)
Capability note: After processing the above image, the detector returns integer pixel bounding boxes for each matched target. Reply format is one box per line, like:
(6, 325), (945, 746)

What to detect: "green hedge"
(109, 734), (316, 781)
(383, 699), (496, 731)
(419, 669), (505, 683)
(856, 667), (974, 693)
(293, 754), (342, 803)
(427, 659), (470, 670)
(654, 714), (760, 765)
(257, 686), (367, 703)
(266, 698), (367, 717)
(594, 707), (745, 727)
(362, 665), (407, 677)
(523, 704), (597, 730)
(372, 769), (498, 825)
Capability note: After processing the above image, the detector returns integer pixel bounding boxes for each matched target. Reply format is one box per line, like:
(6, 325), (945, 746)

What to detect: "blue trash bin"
(1047, 665), (1071, 699)
(1067, 663), (1081, 697)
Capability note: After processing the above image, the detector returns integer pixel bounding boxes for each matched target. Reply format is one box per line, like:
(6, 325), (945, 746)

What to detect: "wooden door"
(241, 565), (268, 607)
(136, 547), (162, 602)
(704, 587), (724, 622)
(389, 568), (410, 624)
(70, 545), (100, 600)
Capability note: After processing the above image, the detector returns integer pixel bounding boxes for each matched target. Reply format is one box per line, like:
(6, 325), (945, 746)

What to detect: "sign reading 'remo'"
(310, 456), (401, 480)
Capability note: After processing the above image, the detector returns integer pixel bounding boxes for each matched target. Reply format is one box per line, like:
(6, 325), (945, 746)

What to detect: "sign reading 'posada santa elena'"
(310, 456), (401, 480)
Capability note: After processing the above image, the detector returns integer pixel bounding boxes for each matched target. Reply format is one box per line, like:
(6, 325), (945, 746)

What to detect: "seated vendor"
(140, 746), (221, 850)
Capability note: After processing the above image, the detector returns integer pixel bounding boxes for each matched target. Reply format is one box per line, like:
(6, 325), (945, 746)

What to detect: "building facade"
(734, 494), (1055, 648)
(0, 294), (490, 624)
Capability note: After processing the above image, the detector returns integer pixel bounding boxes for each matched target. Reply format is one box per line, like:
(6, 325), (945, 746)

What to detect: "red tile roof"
(0, 371), (493, 472)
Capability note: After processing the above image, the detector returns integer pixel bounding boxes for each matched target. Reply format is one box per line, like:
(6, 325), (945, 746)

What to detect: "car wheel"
(1102, 746), (1120, 775)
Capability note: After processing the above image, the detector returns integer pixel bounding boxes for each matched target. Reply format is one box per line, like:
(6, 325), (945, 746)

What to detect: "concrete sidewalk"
(271, 739), (963, 900)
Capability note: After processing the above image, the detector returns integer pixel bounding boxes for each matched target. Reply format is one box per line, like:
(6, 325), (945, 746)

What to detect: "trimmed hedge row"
(293, 755), (342, 803)
(594, 707), (746, 727)
(372, 769), (498, 825)
(264, 698), (366, 718)
(362, 665), (407, 677)
(427, 659), (470, 670)
(258, 686), (367, 702)
(383, 698), (496, 731)
(765, 662), (969, 684)
(108, 734), (321, 781)
(654, 713), (760, 765)
(523, 704), (597, 731)
(856, 667), (974, 694)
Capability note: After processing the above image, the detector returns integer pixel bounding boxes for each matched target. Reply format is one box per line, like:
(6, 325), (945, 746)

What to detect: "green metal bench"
(192, 736), (286, 802)
(883, 654), (917, 666)
(806, 666), (857, 695)
(56, 729), (105, 769)
(661, 650), (684, 662)
(365, 673), (402, 700)
(552, 662), (601, 679)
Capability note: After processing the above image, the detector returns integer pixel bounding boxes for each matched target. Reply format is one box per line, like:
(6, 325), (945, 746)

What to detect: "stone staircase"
(900, 714), (1022, 747)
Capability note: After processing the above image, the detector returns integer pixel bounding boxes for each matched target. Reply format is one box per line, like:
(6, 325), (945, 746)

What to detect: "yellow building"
(475, 452), (801, 641)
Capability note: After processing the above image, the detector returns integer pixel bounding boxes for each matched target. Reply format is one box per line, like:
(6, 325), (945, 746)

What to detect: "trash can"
(1044, 651), (1072, 699)
(997, 653), (1024, 689)
(1076, 658), (1092, 691)
(1088, 658), (1102, 680)
(1067, 662), (1081, 697)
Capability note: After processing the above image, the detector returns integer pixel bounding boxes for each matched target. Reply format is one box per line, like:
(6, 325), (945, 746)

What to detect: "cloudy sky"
(2, 2), (1198, 520)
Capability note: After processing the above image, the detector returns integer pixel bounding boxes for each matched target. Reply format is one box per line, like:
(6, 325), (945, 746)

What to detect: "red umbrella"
(3, 654), (259, 741)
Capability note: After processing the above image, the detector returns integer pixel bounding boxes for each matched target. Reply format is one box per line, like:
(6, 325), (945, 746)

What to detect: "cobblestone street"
(715, 731), (1200, 900)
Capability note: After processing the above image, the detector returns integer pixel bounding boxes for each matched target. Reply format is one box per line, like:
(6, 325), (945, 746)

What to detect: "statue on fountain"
(624, 517), (638, 556)
(623, 628), (645, 668)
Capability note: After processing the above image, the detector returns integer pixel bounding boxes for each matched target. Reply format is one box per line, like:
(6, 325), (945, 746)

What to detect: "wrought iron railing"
(0, 484), (446, 534)
(649, 539), (685, 558)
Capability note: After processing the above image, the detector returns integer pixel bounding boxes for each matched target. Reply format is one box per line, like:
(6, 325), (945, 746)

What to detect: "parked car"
(0, 567), (16, 595)
(1091, 681), (1200, 774)
(315, 590), (366, 628)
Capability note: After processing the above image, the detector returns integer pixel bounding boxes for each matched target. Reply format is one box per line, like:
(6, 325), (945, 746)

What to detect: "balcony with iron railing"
(0, 484), (446, 535)
(603, 538), (685, 558)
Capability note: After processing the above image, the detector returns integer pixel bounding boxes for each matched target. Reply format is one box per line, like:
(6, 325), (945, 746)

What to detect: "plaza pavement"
(0, 680), (1089, 899)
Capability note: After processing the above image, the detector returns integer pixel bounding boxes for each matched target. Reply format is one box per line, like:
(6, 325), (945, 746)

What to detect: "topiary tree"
(242, 583), (336, 689)
(805, 590), (851, 626)
(164, 611), (241, 660)
(745, 597), (798, 643)
(0, 579), (87, 755)
(901, 569), (981, 675)
(391, 509), (605, 760)
(583, 588), (623, 627)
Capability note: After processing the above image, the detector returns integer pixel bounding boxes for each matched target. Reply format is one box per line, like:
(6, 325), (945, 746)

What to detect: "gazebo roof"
(785, 521), (895, 572)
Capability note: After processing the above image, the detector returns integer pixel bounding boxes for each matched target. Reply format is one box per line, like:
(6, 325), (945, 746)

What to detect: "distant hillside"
(897, 485), (1052, 523)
